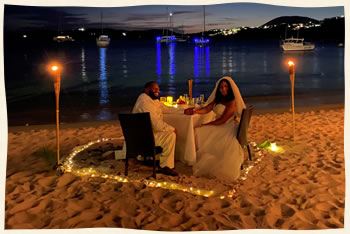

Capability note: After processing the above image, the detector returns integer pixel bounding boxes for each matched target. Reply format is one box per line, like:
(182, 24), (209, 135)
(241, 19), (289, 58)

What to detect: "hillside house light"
(288, 60), (296, 141)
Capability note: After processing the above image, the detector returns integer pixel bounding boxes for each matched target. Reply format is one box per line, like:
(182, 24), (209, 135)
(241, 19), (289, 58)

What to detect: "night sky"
(4, 2), (344, 33)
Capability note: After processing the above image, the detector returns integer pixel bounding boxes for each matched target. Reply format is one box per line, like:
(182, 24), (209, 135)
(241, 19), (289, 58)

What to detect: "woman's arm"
(184, 101), (214, 115)
(201, 100), (236, 126)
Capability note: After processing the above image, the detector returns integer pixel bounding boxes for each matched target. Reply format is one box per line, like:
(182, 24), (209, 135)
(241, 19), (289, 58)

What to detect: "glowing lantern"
(167, 96), (173, 105)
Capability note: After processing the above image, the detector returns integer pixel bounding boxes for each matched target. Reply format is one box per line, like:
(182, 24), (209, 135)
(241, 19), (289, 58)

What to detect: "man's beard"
(148, 91), (159, 100)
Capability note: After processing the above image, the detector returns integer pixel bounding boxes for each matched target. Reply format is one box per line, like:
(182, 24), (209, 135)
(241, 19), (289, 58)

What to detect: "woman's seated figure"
(184, 76), (246, 181)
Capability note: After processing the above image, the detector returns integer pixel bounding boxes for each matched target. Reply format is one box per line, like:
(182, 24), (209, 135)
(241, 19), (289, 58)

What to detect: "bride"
(185, 76), (246, 181)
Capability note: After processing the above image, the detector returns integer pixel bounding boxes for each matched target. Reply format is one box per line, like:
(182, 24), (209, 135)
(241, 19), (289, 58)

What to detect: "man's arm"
(137, 100), (175, 132)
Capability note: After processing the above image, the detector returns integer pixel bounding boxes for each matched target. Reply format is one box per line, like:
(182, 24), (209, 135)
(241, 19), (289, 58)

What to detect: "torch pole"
(53, 70), (61, 164)
(289, 63), (295, 141)
(188, 79), (193, 99)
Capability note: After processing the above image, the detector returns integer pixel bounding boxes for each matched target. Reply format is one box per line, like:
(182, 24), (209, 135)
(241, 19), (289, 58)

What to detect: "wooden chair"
(118, 113), (162, 178)
(237, 106), (254, 166)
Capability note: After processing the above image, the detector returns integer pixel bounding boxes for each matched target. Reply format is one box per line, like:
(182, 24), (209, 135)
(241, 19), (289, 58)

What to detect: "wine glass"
(199, 94), (205, 104)
(184, 94), (189, 104)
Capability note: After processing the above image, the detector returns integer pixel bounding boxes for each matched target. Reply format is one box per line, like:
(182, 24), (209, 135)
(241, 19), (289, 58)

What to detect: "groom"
(132, 81), (179, 176)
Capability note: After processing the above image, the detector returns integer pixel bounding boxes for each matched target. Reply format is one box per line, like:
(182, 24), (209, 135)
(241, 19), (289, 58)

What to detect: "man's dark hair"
(144, 81), (157, 90)
(214, 79), (235, 103)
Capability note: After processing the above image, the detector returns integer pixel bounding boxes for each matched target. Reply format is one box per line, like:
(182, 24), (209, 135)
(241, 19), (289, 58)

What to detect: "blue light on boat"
(194, 38), (209, 44)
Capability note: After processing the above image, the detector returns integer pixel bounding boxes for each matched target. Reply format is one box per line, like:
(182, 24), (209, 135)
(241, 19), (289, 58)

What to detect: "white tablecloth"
(164, 112), (215, 165)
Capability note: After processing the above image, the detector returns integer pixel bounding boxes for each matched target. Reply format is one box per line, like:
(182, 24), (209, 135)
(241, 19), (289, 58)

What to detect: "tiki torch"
(50, 64), (61, 165)
(188, 79), (193, 99)
(288, 61), (296, 141)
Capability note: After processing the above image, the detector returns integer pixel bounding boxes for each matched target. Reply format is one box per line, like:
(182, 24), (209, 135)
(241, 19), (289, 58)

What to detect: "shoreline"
(7, 103), (344, 133)
(6, 91), (344, 126)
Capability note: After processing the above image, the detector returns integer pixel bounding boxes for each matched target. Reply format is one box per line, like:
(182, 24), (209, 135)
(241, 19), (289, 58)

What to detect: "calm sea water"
(4, 39), (344, 126)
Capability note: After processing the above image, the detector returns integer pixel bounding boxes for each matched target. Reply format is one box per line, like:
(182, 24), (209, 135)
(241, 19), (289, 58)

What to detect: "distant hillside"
(261, 16), (320, 27)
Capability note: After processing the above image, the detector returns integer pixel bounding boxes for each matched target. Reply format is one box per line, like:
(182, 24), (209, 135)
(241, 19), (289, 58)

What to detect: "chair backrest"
(236, 106), (254, 146)
(119, 113), (156, 157)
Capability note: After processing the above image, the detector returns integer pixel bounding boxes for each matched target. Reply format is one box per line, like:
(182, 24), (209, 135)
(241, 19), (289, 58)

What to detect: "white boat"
(194, 6), (209, 47)
(280, 37), (315, 51)
(53, 35), (74, 42)
(96, 12), (110, 48)
(156, 35), (177, 43)
(96, 35), (110, 48)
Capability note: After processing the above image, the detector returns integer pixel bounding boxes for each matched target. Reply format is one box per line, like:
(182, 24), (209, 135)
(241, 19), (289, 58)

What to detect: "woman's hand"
(195, 123), (208, 128)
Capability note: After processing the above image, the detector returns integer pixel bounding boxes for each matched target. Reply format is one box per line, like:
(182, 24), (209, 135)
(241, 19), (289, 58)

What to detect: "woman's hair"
(214, 79), (235, 103)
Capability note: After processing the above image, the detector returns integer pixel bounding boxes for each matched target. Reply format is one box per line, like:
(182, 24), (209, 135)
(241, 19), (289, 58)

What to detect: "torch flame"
(51, 65), (59, 71)
(288, 61), (294, 67)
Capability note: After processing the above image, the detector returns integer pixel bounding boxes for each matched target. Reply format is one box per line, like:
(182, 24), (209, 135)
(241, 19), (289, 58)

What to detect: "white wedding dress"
(193, 103), (244, 181)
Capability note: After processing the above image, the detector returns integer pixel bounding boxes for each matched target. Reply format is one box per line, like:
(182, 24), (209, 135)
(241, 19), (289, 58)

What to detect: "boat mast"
(57, 12), (62, 35)
(170, 11), (173, 36)
(166, 7), (169, 36)
(100, 12), (104, 35)
(203, 5), (205, 38)
(284, 25), (287, 39)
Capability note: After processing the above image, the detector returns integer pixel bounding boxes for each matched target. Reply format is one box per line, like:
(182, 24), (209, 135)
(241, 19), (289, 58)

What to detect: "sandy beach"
(5, 105), (345, 230)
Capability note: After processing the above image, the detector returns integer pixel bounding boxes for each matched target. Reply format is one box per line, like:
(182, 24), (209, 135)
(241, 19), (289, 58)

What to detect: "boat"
(156, 35), (177, 43)
(53, 35), (74, 42)
(96, 35), (110, 48)
(96, 12), (110, 48)
(194, 6), (209, 47)
(280, 37), (315, 51)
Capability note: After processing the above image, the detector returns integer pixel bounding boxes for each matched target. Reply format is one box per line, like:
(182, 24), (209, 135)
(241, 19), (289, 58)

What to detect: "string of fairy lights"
(58, 138), (279, 199)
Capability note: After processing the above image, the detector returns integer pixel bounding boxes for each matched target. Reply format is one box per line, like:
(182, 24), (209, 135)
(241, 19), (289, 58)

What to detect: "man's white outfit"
(122, 93), (180, 169)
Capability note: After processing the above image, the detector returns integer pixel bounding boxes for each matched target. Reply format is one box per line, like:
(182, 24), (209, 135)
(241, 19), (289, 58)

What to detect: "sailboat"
(96, 12), (110, 48)
(156, 9), (177, 43)
(53, 13), (74, 42)
(194, 6), (209, 46)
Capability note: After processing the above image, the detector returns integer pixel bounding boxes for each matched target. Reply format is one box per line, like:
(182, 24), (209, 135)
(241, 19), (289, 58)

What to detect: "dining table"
(163, 109), (215, 165)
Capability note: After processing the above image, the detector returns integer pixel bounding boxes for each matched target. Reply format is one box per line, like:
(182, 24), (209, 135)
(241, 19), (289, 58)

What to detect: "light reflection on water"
(168, 43), (176, 95)
(98, 47), (112, 120)
(81, 47), (88, 83)
(156, 43), (161, 83)
(194, 46), (210, 81)
(193, 45), (210, 97)
(122, 49), (128, 79)
(98, 47), (109, 105)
